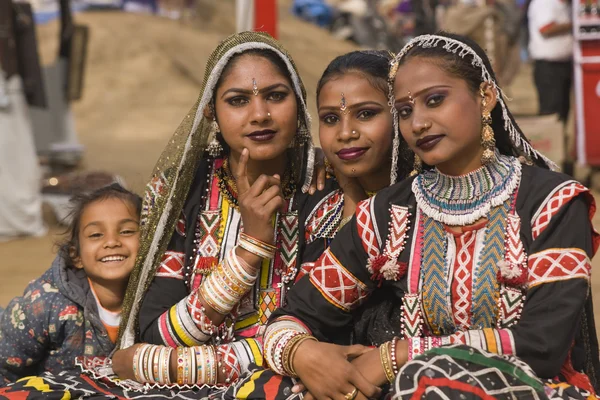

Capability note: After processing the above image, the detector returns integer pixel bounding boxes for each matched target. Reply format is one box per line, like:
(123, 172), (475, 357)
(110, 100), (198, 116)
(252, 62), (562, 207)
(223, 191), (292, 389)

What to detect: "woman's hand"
(307, 147), (327, 195)
(111, 343), (143, 381)
(292, 340), (380, 400)
(351, 347), (388, 390)
(235, 148), (284, 245)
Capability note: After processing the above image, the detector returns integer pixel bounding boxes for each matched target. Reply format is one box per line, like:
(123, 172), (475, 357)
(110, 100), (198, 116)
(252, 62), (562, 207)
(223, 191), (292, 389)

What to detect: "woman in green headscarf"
(105, 30), (317, 388)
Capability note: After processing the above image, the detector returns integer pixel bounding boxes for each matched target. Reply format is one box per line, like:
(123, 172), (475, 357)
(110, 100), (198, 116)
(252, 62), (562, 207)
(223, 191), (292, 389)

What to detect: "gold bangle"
(379, 342), (395, 384)
(287, 335), (317, 377)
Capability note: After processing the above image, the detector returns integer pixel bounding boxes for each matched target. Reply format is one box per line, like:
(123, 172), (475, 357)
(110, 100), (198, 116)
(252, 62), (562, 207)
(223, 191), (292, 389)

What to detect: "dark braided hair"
(398, 31), (549, 169)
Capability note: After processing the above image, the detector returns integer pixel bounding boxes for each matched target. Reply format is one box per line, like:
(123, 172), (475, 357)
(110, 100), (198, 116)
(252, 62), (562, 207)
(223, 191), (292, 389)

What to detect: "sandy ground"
(1, 4), (599, 334)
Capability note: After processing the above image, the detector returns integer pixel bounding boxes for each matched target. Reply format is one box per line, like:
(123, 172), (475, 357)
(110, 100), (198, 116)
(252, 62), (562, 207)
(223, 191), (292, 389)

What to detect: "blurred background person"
(527, 0), (573, 122)
(0, 0), (46, 241)
(441, 0), (523, 87)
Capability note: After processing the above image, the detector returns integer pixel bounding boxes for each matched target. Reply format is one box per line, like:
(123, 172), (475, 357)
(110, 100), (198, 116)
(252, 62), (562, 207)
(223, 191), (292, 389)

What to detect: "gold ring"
(344, 388), (358, 400)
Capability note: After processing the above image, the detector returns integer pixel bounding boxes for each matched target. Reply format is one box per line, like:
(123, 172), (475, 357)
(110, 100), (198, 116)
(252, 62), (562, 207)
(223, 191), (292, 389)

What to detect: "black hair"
(317, 50), (415, 181)
(316, 50), (392, 103)
(398, 31), (548, 169)
(58, 183), (143, 268)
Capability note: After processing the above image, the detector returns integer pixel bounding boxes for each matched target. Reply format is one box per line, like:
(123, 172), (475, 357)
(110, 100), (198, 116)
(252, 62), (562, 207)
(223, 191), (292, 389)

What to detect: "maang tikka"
(480, 87), (496, 165)
(340, 93), (350, 115)
(252, 78), (259, 96)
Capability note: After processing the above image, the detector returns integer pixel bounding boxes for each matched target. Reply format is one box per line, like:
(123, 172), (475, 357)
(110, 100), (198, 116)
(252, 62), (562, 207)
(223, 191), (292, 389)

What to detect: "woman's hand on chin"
(236, 148), (284, 245)
(111, 343), (142, 381)
(291, 341), (380, 400)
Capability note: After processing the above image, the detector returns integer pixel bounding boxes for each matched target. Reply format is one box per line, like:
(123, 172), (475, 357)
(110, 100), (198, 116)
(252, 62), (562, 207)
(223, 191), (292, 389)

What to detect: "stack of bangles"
(238, 232), (276, 259)
(379, 337), (400, 384)
(199, 248), (258, 315)
(265, 330), (317, 377)
(132, 344), (241, 386)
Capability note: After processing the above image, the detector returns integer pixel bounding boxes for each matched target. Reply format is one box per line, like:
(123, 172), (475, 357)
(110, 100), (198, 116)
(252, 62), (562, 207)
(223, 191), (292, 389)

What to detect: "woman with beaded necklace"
(254, 32), (600, 400)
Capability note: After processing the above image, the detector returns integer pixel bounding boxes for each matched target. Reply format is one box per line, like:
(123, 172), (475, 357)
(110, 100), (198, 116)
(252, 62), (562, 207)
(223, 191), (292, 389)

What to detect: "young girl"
(261, 32), (600, 400)
(0, 183), (141, 385)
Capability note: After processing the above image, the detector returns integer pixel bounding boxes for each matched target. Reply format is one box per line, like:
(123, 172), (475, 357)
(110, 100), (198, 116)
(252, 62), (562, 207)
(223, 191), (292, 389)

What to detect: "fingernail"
(319, 183), (324, 190)
(273, 174), (280, 180)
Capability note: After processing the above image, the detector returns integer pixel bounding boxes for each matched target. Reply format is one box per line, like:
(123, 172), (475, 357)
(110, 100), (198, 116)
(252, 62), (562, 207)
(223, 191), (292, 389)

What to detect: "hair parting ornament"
(386, 34), (558, 183)
(340, 93), (350, 115)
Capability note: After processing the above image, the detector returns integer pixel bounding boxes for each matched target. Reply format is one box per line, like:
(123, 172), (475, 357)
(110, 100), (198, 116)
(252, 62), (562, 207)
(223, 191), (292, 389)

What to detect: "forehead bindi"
(219, 55), (289, 92)
(319, 74), (386, 106)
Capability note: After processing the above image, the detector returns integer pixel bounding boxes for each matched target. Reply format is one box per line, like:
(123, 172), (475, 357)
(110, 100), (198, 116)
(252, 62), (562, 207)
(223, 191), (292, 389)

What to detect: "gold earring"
(480, 108), (496, 165)
(410, 154), (422, 176)
(207, 117), (223, 157)
(324, 158), (334, 179)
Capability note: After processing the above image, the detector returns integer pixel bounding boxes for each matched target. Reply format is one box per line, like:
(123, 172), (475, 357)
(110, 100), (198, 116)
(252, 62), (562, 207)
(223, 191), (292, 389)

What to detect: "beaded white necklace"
(412, 153), (521, 226)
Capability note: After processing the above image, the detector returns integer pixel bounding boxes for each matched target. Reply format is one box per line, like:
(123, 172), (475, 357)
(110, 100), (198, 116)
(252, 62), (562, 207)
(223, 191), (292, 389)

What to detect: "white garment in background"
(0, 71), (46, 240)
(528, 0), (573, 61)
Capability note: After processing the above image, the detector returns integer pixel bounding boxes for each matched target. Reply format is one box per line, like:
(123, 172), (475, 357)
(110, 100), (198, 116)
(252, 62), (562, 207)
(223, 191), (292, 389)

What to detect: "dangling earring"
(207, 117), (223, 157)
(410, 154), (422, 176)
(324, 158), (334, 179)
(291, 119), (310, 148)
(480, 93), (496, 165)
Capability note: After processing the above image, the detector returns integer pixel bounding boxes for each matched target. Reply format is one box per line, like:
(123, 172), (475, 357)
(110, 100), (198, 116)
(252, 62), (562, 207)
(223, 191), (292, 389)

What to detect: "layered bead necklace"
(412, 152), (522, 226)
(415, 152), (522, 334)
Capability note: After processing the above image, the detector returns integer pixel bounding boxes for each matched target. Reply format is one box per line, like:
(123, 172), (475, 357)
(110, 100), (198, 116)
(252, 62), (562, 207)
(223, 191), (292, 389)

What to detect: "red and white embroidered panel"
(452, 231), (477, 330)
(197, 211), (221, 258)
(305, 190), (344, 241)
(528, 248), (591, 288)
(505, 214), (526, 265)
(156, 251), (185, 279)
(309, 249), (369, 311)
(532, 181), (588, 240)
(384, 205), (410, 258)
(356, 199), (380, 258)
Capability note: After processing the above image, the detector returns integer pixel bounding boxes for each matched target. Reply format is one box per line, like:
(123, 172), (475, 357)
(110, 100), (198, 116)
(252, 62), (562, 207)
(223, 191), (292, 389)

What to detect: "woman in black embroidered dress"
(247, 33), (600, 400)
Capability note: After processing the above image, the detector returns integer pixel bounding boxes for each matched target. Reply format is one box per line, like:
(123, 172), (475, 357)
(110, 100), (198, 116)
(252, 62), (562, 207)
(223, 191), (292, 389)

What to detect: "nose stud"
(267, 112), (271, 118)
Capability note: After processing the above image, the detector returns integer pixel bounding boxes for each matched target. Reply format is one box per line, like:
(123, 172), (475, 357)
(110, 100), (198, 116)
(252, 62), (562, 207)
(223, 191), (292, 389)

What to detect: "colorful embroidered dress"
(259, 156), (600, 399)
(139, 155), (302, 356)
